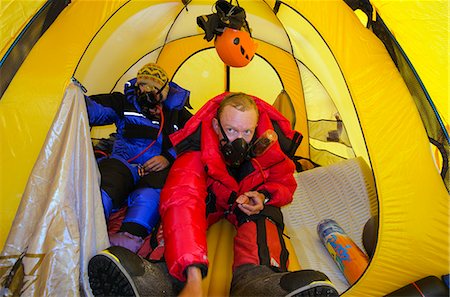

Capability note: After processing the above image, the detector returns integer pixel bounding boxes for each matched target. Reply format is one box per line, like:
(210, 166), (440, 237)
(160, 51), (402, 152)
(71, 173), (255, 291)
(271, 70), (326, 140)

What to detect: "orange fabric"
(266, 219), (283, 268)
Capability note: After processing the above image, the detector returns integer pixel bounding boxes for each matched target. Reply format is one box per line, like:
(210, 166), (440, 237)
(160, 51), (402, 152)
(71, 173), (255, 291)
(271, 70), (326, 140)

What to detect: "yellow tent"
(0, 0), (448, 296)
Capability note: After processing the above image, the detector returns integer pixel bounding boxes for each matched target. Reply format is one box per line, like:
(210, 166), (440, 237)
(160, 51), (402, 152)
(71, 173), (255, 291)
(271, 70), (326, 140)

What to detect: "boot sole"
(284, 281), (339, 297)
(88, 251), (140, 297)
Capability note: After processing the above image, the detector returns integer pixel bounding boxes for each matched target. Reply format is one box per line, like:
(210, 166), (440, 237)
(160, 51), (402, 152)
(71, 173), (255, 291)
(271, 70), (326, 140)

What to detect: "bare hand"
(178, 266), (202, 297)
(236, 191), (265, 216)
(141, 155), (169, 174)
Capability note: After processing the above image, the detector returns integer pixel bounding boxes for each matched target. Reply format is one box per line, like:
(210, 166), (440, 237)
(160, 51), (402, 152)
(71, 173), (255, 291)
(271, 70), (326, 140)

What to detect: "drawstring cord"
(252, 158), (267, 184)
(127, 105), (164, 163)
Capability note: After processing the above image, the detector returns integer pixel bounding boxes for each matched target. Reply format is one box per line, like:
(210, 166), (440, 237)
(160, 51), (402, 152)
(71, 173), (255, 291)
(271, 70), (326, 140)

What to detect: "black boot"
(230, 264), (339, 297)
(88, 246), (175, 297)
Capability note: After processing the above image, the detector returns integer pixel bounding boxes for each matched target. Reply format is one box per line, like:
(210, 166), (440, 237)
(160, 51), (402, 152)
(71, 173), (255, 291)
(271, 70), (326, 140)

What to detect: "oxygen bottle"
(248, 129), (278, 157)
(317, 219), (369, 285)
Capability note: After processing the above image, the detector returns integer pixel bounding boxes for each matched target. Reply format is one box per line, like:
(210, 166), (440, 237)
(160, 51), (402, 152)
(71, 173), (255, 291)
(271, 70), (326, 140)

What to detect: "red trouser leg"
(233, 211), (289, 272)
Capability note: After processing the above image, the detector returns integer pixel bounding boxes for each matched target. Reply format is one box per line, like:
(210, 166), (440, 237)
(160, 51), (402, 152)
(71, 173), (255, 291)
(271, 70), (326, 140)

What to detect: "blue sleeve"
(164, 82), (191, 110)
(168, 147), (176, 159)
(85, 95), (120, 126)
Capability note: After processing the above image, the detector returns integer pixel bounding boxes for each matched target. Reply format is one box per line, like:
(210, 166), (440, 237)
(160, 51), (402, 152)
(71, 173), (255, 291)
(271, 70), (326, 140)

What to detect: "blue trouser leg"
(98, 156), (140, 219)
(101, 189), (114, 219)
(122, 188), (161, 236)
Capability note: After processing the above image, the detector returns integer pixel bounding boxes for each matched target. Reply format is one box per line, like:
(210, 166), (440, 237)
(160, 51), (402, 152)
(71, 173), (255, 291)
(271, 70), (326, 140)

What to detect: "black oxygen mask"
(218, 121), (250, 168)
(136, 81), (167, 117)
(218, 118), (278, 167)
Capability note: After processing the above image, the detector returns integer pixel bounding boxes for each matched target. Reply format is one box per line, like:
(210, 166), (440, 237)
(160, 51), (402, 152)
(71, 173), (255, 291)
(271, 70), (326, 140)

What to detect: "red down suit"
(160, 93), (301, 282)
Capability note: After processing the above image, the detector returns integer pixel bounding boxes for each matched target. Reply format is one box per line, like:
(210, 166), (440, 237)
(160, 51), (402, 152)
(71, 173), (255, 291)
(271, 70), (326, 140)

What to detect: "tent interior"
(0, 0), (448, 296)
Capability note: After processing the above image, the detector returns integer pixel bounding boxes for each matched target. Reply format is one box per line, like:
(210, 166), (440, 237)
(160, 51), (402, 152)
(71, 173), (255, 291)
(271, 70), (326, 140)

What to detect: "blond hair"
(217, 92), (259, 119)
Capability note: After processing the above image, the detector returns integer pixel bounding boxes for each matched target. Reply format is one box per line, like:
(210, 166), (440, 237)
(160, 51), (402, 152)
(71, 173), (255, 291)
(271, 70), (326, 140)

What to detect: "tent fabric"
(368, 9), (449, 189)
(0, 84), (109, 296)
(0, 0), (70, 98)
(0, 1), (44, 57)
(370, 0), (448, 127)
(1, 0), (447, 121)
(0, 1), (448, 296)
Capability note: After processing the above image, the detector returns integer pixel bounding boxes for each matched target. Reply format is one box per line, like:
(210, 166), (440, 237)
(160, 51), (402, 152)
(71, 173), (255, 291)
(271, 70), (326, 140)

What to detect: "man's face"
(136, 77), (168, 100)
(213, 105), (258, 143)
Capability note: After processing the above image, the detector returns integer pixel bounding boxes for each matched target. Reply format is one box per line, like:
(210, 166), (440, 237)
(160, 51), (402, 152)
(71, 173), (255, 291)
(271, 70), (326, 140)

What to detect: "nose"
(139, 85), (151, 93)
(237, 132), (245, 138)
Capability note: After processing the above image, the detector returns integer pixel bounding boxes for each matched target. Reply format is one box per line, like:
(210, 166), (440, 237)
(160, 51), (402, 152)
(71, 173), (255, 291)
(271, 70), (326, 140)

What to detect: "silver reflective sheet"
(0, 83), (109, 296)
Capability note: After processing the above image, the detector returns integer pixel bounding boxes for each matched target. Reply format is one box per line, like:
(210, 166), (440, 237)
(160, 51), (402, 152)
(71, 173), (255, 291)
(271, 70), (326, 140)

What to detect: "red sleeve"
(159, 151), (209, 281)
(256, 156), (297, 207)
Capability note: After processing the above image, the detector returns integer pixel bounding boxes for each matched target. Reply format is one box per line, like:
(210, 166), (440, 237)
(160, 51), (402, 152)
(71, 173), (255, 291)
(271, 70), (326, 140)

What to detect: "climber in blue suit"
(85, 63), (192, 253)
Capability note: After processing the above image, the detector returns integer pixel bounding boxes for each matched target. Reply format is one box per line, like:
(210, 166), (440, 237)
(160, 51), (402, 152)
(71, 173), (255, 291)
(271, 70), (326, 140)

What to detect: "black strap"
(277, 223), (289, 272)
(123, 123), (159, 139)
(256, 218), (270, 267)
(254, 207), (289, 272)
(271, 120), (303, 159)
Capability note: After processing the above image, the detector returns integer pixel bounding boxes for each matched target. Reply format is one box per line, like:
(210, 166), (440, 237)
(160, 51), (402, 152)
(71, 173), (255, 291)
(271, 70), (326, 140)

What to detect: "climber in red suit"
(160, 92), (338, 297)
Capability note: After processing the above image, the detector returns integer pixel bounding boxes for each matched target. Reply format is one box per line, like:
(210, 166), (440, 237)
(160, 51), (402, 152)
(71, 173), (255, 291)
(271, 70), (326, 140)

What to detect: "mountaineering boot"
(230, 264), (339, 297)
(109, 231), (144, 253)
(88, 246), (175, 297)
